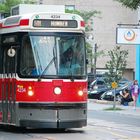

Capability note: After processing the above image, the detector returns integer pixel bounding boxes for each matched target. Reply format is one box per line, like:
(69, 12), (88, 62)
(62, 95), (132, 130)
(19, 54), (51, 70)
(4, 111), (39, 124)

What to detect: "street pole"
(91, 51), (93, 73)
(112, 81), (117, 110)
(94, 43), (97, 79)
(113, 88), (116, 109)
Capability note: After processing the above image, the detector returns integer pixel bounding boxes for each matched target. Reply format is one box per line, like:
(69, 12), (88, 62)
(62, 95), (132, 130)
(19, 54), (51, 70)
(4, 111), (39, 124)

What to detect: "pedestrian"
(120, 89), (132, 106)
(130, 80), (140, 109)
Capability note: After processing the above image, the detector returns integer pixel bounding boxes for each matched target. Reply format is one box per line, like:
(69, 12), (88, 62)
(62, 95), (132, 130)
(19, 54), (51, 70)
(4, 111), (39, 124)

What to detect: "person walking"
(131, 80), (140, 109)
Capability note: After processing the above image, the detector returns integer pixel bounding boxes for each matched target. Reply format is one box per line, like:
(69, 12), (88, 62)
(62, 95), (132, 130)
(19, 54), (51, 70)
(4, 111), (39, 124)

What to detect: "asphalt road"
(88, 110), (140, 127)
(0, 102), (140, 140)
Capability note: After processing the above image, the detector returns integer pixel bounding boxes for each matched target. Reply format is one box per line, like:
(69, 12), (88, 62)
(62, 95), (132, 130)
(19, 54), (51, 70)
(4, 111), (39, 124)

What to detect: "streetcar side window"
(4, 48), (15, 75)
(0, 35), (18, 76)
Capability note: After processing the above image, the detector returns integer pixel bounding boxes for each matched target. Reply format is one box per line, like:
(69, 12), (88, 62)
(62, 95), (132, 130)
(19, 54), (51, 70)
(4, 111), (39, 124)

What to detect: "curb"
(88, 99), (133, 106)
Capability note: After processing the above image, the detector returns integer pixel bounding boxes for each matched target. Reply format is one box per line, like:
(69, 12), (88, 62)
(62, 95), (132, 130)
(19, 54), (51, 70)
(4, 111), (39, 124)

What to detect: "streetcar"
(0, 12), (87, 128)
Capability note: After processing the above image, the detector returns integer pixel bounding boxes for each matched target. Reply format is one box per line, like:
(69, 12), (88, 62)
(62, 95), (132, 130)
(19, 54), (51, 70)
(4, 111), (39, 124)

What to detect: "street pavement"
(88, 99), (140, 117)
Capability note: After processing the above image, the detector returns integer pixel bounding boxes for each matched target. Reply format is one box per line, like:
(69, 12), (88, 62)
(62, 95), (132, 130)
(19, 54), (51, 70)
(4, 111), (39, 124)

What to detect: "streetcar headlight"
(78, 90), (84, 96)
(28, 90), (34, 96)
(54, 87), (61, 95)
(27, 86), (34, 96)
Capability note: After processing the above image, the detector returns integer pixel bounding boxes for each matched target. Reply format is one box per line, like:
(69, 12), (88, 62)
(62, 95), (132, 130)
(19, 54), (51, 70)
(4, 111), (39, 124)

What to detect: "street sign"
(116, 27), (140, 45)
(111, 82), (118, 89)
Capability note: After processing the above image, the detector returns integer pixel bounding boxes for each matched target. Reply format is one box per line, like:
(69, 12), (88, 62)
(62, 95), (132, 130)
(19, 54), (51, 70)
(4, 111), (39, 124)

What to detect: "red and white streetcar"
(0, 12), (87, 128)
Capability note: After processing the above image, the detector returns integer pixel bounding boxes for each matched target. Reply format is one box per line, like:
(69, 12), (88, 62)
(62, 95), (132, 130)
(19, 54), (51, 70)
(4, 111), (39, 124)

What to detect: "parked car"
(118, 78), (132, 87)
(88, 78), (110, 100)
(100, 81), (133, 102)
(88, 73), (104, 89)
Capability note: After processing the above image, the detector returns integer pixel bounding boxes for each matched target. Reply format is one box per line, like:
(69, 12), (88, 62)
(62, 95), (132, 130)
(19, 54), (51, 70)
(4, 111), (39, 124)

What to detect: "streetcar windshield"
(20, 33), (86, 78)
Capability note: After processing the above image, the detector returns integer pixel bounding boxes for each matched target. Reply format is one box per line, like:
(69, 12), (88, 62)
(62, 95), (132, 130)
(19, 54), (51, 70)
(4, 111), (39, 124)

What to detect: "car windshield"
(20, 33), (86, 78)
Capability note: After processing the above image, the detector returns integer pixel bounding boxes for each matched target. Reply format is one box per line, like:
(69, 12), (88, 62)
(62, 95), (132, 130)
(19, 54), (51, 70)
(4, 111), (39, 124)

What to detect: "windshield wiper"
(38, 57), (55, 81)
(38, 45), (57, 81)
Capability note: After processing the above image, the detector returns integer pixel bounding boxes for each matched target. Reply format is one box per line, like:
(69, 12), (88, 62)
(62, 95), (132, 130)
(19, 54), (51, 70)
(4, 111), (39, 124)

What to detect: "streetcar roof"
(0, 12), (85, 34)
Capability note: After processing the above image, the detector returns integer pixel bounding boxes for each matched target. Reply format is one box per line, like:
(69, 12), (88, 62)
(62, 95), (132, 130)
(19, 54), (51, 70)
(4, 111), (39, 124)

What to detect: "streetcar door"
(1, 46), (17, 124)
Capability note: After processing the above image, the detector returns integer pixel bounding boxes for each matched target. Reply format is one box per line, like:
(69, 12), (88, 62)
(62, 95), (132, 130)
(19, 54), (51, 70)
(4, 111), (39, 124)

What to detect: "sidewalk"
(88, 99), (140, 117)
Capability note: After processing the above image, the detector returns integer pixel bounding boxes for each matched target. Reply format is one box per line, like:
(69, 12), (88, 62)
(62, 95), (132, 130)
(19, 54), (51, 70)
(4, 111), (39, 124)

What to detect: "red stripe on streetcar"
(80, 21), (85, 27)
(19, 19), (29, 26)
(0, 23), (2, 28)
(1, 19), (29, 28)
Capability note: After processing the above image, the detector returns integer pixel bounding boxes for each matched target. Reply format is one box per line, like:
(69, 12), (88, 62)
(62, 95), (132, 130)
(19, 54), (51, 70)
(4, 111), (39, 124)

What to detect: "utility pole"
(93, 43), (97, 79)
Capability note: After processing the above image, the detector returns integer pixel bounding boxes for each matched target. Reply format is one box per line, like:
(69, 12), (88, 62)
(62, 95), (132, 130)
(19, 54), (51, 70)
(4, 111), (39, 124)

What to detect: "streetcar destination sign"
(33, 19), (78, 28)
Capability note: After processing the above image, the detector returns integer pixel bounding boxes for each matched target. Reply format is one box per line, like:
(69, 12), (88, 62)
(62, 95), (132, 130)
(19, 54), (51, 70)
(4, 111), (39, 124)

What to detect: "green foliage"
(0, 0), (37, 14)
(91, 50), (105, 69)
(86, 42), (94, 69)
(115, 0), (140, 10)
(104, 107), (123, 111)
(23, 0), (37, 4)
(86, 42), (92, 54)
(104, 46), (128, 86)
(86, 42), (104, 70)
(0, 0), (20, 13)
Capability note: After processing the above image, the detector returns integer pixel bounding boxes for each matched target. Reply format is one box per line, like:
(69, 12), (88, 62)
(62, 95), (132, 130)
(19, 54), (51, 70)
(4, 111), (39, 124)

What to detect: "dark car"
(101, 81), (133, 102)
(118, 78), (132, 87)
(88, 73), (104, 89)
(88, 78), (110, 100)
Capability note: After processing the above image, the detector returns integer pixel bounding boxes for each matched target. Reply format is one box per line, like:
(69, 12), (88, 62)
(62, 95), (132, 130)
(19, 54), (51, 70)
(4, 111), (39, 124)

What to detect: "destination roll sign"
(33, 19), (78, 28)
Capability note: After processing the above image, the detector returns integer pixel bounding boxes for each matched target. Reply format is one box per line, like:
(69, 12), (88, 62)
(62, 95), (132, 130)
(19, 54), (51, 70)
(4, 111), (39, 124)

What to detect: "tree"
(23, 0), (37, 4)
(86, 43), (104, 74)
(0, 0), (37, 15)
(104, 46), (128, 110)
(115, 0), (140, 10)
(0, 0), (20, 14)
(104, 46), (128, 86)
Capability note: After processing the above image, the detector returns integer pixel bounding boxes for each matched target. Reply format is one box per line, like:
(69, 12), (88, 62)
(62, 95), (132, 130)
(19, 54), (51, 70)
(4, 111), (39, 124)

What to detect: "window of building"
(65, 5), (75, 11)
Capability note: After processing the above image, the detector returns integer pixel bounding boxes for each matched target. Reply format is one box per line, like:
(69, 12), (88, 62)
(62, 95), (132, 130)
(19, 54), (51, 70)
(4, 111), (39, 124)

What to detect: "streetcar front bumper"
(17, 102), (87, 128)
